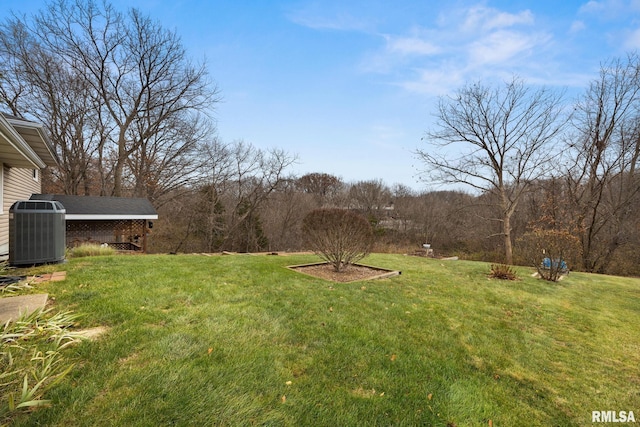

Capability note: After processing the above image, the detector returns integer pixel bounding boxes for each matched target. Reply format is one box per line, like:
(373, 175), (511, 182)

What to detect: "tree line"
(0, 1), (639, 276)
(152, 168), (639, 277)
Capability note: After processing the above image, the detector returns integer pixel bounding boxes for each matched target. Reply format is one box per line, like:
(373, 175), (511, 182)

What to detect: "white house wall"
(0, 165), (41, 256)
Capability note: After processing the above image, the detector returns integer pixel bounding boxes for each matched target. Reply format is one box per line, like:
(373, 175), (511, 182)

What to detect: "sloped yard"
(6, 253), (640, 426)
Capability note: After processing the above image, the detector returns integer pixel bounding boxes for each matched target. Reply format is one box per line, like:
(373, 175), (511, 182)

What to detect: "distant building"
(31, 194), (158, 252)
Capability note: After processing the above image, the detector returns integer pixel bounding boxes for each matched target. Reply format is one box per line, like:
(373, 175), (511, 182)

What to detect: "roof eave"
(5, 117), (58, 167)
(65, 214), (158, 220)
(0, 115), (45, 168)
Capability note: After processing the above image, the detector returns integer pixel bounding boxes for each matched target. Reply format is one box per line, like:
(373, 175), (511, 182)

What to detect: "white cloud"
(286, 3), (372, 31)
(288, 13), (369, 31)
(373, 5), (553, 95)
(291, 3), (559, 97)
(468, 30), (549, 66)
(395, 66), (466, 96)
(385, 35), (441, 56)
(577, 0), (636, 17)
(461, 6), (534, 32)
(578, 0), (605, 14)
(360, 31), (441, 74)
(574, 0), (640, 53)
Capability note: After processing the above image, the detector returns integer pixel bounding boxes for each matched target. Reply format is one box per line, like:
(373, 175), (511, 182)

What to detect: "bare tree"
(128, 114), (213, 204)
(4, 0), (220, 196)
(347, 179), (392, 220)
(566, 54), (640, 272)
(261, 178), (311, 251)
(0, 17), (101, 194)
(194, 140), (297, 252)
(417, 77), (567, 264)
(296, 172), (344, 207)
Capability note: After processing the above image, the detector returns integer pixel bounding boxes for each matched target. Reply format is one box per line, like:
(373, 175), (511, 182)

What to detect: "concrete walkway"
(0, 271), (65, 324)
(0, 293), (48, 324)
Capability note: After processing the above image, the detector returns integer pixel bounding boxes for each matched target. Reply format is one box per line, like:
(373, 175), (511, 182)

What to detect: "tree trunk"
(113, 160), (124, 197)
(503, 213), (513, 265)
(113, 132), (128, 197)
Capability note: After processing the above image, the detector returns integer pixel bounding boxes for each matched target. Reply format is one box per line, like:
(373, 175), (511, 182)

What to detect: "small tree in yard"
(302, 208), (373, 272)
(518, 178), (582, 281)
(518, 229), (581, 282)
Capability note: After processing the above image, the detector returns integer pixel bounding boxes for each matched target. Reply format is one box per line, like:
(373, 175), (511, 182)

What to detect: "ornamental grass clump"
(67, 244), (116, 258)
(0, 309), (83, 424)
(302, 208), (373, 272)
(0, 281), (32, 295)
(489, 263), (518, 280)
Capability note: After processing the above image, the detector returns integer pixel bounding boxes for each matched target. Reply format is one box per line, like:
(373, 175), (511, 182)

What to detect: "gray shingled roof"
(30, 194), (157, 219)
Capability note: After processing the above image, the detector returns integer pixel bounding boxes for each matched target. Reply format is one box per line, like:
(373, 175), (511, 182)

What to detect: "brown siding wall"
(0, 165), (41, 255)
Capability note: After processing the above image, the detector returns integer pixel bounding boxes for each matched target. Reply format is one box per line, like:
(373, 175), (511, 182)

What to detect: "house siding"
(0, 165), (41, 255)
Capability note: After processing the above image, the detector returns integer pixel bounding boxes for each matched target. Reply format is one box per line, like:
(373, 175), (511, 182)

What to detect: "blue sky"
(3, 0), (640, 190)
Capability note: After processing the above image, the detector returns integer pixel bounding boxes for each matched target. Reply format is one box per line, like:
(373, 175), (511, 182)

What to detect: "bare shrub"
(302, 208), (373, 272)
(518, 229), (581, 282)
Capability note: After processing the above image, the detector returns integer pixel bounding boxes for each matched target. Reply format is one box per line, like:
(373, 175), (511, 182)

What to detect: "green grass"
(6, 253), (640, 426)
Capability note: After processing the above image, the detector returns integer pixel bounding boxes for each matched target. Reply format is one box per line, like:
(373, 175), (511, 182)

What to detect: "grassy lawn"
(7, 253), (640, 426)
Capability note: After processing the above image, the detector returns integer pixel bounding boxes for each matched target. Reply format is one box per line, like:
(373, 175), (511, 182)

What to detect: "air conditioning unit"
(9, 200), (66, 266)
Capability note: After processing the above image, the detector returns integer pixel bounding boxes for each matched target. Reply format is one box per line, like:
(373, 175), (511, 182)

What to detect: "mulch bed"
(288, 262), (400, 283)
